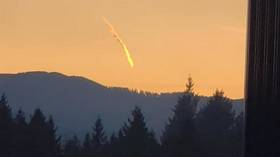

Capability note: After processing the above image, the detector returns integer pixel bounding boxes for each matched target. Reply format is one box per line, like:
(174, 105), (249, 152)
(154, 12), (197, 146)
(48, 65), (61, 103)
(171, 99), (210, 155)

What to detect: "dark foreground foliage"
(0, 78), (244, 157)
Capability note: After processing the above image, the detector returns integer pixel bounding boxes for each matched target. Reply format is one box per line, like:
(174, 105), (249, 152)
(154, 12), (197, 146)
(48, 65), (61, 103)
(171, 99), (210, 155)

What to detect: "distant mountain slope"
(0, 72), (244, 139)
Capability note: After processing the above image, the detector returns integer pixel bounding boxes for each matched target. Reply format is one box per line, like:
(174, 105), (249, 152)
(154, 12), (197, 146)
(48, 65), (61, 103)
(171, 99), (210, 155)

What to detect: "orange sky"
(0, 0), (247, 98)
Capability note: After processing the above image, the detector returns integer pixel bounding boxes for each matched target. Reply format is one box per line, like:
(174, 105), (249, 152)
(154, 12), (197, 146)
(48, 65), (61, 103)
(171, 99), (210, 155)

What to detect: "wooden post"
(245, 0), (280, 156)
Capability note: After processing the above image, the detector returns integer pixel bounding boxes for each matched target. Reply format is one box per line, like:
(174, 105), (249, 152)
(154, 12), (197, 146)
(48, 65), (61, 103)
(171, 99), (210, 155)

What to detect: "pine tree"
(109, 132), (118, 145)
(117, 130), (124, 142)
(91, 117), (107, 157)
(197, 90), (235, 157)
(120, 106), (159, 157)
(29, 109), (48, 157)
(81, 133), (92, 157)
(108, 132), (118, 151)
(12, 109), (30, 157)
(92, 118), (107, 147)
(64, 135), (81, 157)
(112, 130), (126, 157)
(0, 94), (13, 157)
(46, 116), (62, 157)
(29, 109), (62, 157)
(161, 77), (200, 157)
(15, 109), (26, 124)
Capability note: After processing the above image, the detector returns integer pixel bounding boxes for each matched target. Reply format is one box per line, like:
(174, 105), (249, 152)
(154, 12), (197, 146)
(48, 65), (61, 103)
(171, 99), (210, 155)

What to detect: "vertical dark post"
(246, 0), (280, 157)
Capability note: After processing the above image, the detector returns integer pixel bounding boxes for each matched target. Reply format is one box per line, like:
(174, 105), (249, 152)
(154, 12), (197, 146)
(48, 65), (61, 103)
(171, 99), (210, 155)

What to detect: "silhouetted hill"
(0, 72), (244, 139)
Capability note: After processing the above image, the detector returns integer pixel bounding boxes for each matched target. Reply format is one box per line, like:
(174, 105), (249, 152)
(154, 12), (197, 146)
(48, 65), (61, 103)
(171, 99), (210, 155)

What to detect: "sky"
(0, 0), (248, 98)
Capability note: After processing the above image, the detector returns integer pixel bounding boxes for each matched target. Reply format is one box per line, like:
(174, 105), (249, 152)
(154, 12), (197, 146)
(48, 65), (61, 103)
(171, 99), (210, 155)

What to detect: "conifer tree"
(109, 132), (118, 145)
(64, 135), (81, 157)
(46, 116), (62, 157)
(120, 106), (159, 157)
(0, 94), (13, 157)
(29, 109), (48, 157)
(91, 117), (107, 157)
(12, 109), (30, 157)
(161, 77), (200, 157)
(197, 90), (235, 157)
(81, 133), (92, 157)
(92, 118), (107, 147)
(106, 132), (118, 157)
(29, 109), (62, 157)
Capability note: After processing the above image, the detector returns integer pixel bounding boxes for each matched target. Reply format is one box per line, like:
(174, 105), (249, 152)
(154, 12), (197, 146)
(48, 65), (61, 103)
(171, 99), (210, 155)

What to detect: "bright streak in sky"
(102, 17), (134, 68)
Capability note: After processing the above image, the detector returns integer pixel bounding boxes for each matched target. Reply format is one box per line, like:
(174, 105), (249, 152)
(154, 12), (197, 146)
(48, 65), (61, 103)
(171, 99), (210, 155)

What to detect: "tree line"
(0, 77), (244, 157)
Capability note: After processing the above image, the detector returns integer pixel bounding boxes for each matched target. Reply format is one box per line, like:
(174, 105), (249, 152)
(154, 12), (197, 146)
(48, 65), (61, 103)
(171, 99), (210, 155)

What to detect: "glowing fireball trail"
(102, 17), (134, 68)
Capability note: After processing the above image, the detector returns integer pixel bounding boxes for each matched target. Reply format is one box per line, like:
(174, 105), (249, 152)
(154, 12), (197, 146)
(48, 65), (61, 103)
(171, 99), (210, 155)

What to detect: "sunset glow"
(0, 0), (247, 98)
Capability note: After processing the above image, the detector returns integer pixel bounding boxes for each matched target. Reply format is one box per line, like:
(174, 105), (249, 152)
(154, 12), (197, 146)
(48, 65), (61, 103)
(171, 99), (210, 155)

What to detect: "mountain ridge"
(0, 71), (244, 139)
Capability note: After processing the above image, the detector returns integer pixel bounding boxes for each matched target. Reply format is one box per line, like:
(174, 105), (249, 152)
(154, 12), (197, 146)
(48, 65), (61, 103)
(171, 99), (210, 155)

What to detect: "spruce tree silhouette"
(109, 132), (118, 145)
(29, 109), (48, 157)
(106, 132), (119, 157)
(197, 90), (235, 157)
(161, 77), (200, 157)
(119, 106), (160, 157)
(64, 135), (81, 157)
(12, 109), (30, 157)
(0, 94), (13, 157)
(46, 116), (62, 157)
(29, 109), (61, 157)
(107, 130), (126, 157)
(91, 117), (107, 157)
(82, 133), (92, 157)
